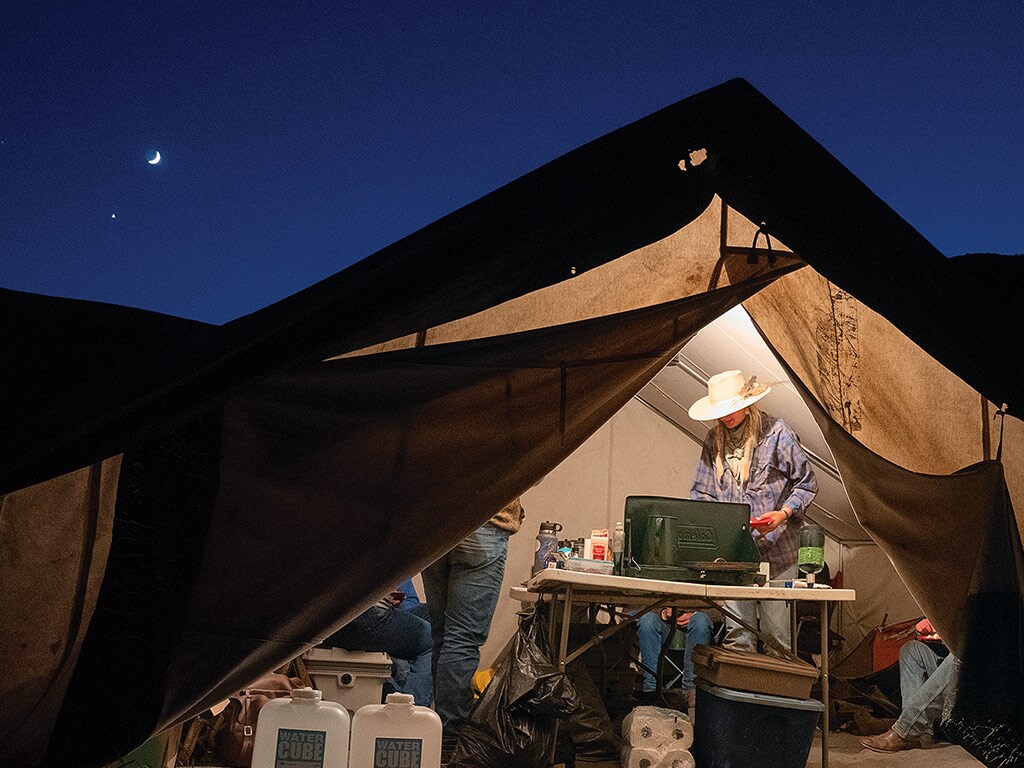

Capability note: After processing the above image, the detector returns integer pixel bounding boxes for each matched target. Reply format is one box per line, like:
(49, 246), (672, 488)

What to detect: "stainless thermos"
(533, 521), (563, 575)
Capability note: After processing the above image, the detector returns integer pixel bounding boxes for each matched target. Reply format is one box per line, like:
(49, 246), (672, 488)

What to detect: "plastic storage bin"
(562, 557), (614, 575)
(350, 692), (442, 768)
(251, 687), (350, 768)
(691, 644), (818, 699)
(304, 646), (394, 717)
(691, 682), (823, 768)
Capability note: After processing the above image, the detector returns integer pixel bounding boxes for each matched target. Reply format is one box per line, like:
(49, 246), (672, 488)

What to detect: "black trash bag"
(450, 607), (580, 768)
(564, 658), (619, 761)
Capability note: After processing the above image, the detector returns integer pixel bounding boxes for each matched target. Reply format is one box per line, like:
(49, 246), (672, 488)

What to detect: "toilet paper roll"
(622, 706), (693, 749)
(659, 748), (695, 768)
(622, 745), (663, 768)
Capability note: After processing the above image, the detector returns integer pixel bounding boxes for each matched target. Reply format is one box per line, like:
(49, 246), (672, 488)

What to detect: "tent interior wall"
(375, 196), (983, 670)
(2, 78), (1023, 768)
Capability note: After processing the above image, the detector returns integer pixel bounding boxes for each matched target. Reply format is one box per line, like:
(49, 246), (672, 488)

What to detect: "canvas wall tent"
(1, 78), (1022, 768)
(476, 302), (926, 673)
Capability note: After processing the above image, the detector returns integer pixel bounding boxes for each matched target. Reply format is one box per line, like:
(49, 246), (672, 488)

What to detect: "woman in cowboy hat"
(688, 370), (818, 654)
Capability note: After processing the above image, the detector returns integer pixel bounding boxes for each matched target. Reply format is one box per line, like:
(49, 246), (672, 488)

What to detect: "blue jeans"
(637, 611), (713, 693)
(422, 523), (509, 733)
(722, 562), (798, 653)
(323, 603), (434, 706)
(389, 602), (434, 706)
(894, 640), (957, 740)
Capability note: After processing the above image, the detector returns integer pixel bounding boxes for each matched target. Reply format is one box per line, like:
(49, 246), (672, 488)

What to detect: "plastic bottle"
(251, 687), (350, 768)
(798, 523), (825, 585)
(350, 692), (442, 768)
(611, 521), (625, 575)
(533, 521), (563, 576)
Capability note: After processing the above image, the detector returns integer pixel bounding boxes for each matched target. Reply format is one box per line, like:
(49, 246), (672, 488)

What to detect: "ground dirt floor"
(806, 731), (981, 767)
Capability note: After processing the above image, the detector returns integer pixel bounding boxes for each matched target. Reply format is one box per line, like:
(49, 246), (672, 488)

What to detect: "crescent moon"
(147, 150), (161, 165)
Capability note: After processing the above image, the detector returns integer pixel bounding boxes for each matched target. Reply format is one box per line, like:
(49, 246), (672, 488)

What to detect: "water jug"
(533, 521), (563, 575)
(350, 692), (442, 768)
(251, 687), (351, 768)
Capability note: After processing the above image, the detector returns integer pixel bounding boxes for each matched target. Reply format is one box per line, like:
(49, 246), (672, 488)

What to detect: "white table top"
(519, 568), (856, 604)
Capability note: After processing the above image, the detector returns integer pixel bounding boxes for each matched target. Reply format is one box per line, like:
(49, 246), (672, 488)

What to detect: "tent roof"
(3, 78), (1023, 767)
(2, 78), (1022, 497)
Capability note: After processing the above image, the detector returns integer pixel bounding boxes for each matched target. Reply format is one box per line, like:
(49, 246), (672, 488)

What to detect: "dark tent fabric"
(4, 79), (1024, 497)
(44, 272), (784, 765)
(0, 288), (225, 497)
(757, 328), (1024, 760)
(809, 382), (1024, 762)
(3, 78), (1024, 767)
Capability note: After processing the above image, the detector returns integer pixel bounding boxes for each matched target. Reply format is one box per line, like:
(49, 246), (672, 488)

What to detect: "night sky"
(3, 2), (1021, 324)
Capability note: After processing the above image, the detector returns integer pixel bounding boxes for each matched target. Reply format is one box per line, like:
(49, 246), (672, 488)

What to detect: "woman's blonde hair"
(711, 405), (764, 484)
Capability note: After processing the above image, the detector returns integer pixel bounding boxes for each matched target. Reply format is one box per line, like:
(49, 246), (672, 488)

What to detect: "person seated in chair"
(636, 609), (713, 710)
(859, 619), (957, 753)
(387, 578), (433, 703)
(322, 581), (433, 706)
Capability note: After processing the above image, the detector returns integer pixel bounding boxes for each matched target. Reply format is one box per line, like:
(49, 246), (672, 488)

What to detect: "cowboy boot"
(859, 729), (913, 753)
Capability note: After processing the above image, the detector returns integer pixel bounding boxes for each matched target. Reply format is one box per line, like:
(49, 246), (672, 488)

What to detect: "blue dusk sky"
(2, 2), (1021, 324)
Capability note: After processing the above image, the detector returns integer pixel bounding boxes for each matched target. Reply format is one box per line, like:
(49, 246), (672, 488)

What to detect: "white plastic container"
(350, 692), (442, 768)
(303, 647), (393, 717)
(251, 687), (351, 768)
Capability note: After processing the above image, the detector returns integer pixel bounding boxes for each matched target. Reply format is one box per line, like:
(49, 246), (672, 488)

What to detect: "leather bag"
(215, 672), (304, 767)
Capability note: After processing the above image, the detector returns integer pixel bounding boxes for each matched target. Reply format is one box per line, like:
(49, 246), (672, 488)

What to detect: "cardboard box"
(691, 645), (818, 700)
(303, 646), (393, 717)
(692, 682), (823, 768)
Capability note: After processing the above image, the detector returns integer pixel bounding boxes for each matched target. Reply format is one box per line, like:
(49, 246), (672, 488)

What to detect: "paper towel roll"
(622, 745), (662, 768)
(623, 706), (693, 749)
(660, 748), (695, 768)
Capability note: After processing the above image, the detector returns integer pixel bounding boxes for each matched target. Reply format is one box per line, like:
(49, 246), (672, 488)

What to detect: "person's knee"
(900, 639), (930, 667)
(408, 622), (432, 657)
(637, 612), (661, 634)
(688, 611), (713, 639)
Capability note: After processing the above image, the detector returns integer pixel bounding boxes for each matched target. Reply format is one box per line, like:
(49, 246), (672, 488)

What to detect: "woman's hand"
(752, 509), (790, 533)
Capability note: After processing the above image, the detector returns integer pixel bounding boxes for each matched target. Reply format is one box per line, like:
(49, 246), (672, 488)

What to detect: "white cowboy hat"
(688, 370), (771, 422)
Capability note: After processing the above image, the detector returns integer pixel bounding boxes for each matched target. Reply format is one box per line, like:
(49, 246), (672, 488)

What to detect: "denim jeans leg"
(682, 612), (713, 691)
(723, 563), (797, 653)
(894, 641), (951, 739)
(636, 611), (671, 692)
(422, 523), (509, 732)
(326, 604), (433, 705)
(402, 643), (434, 707)
(423, 557), (450, 685)
(721, 598), (758, 652)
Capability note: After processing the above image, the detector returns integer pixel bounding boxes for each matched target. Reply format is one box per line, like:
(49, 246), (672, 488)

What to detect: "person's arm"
(779, 431), (817, 521)
(753, 422), (818, 532)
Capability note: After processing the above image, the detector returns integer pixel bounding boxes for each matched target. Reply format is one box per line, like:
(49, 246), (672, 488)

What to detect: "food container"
(563, 557), (615, 575)
(691, 644), (818, 699)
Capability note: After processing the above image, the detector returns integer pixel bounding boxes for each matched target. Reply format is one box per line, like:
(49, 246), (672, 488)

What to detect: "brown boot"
(859, 729), (913, 753)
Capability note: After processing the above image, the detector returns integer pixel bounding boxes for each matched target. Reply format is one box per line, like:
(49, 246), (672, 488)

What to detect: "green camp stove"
(623, 495), (764, 586)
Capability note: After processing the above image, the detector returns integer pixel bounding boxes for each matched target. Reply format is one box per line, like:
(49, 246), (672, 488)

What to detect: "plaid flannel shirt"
(690, 414), (817, 576)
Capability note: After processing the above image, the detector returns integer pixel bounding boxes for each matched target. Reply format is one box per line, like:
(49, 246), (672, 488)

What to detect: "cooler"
(691, 645), (817, 699)
(691, 682), (823, 768)
(302, 647), (393, 717)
